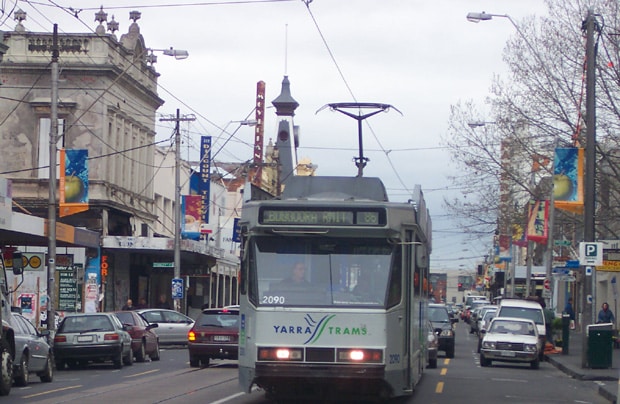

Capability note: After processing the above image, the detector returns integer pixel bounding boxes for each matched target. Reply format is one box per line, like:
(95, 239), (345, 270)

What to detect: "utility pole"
(47, 24), (59, 333)
(160, 109), (195, 312)
(581, 8), (598, 368)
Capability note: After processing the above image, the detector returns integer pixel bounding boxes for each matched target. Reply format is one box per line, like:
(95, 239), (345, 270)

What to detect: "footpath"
(545, 328), (619, 403)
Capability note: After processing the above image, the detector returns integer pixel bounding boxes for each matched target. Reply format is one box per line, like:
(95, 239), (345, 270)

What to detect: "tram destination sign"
(260, 207), (385, 226)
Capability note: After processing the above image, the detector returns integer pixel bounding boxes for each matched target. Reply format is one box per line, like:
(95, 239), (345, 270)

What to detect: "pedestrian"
(156, 294), (172, 310)
(121, 298), (134, 311)
(136, 297), (148, 309)
(564, 298), (575, 321)
(597, 302), (615, 324)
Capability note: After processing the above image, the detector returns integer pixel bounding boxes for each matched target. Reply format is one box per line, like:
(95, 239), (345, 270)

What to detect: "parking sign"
(579, 242), (603, 266)
(171, 278), (184, 299)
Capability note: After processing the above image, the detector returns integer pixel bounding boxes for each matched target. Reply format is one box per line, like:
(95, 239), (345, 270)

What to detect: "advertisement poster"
(526, 200), (549, 244)
(554, 147), (584, 214)
(59, 148), (89, 217)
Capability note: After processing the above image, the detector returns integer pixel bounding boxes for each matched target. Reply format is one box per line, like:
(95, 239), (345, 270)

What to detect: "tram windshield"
(248, 236), (401, 308)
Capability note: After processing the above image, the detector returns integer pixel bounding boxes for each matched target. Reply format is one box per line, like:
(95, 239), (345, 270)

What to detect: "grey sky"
(5, 0), (549, 271)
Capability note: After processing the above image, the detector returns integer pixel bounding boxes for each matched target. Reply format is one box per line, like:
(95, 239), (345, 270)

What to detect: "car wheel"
(14, 352), (29, 387)
(200, 357), (210, 368)
(113, 348), (123, 369)
(0, 338), (12, 396)
(477, 339), (481, 353)
(135, 341), (146, 362)
(123, 346), (133, 366)
(150, 341), (160, 361)
(480, 354), (491, 367)
(39, 354), (54, 383)
(189, 355), (200, 368)
(428, 358), (437, 369)
(531, 357), (540, 370)
(55, 358), (65, 371)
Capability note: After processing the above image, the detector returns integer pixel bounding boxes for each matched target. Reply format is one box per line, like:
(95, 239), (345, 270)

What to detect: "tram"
(238, 175), (432, 401)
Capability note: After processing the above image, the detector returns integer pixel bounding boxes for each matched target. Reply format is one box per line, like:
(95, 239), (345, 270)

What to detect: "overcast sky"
(5, 0), (549, 272)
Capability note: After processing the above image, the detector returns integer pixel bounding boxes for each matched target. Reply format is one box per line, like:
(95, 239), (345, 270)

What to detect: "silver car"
(137, 309), (194, 345)
(53, 313), (133, 370)
(11, 313), (54, 386)
(480, 317), (542, 369)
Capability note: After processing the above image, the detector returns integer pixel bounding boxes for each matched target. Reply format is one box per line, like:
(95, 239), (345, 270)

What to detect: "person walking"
(598, 302), (615, 324)
(121, 299), (134, 310)
(564, 298), (575, 321)
(156, 294), (172, 310)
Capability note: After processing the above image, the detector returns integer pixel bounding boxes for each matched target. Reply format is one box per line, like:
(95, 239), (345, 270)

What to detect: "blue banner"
(200, 136), (212, 224)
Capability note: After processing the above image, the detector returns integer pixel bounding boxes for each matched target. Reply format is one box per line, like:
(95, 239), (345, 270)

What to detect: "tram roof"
(281, 176), (388, 201)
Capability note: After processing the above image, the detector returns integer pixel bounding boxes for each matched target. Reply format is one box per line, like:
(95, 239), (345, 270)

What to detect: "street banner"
(553, 147), (584, 214)
(181, 194), (202, 240)
(200, 136), (212, 224)
(526, 200), (549, 244)
(59, 149), (89, 217)
(498, 234), (512, 262)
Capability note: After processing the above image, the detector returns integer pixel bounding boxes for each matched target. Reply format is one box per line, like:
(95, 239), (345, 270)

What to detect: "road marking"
(443, 358), (450, 365)
(210, 386), (261, 403)
(23, 385), (82, 398)
(124, 369), (160, 378)
(435, 381), (444, 393)
(440, 368), (447, 375)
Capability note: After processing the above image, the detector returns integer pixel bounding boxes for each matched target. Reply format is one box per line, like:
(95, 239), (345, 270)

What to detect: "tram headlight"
(337, 348), (383, 363)
(257, 347), (303, 361)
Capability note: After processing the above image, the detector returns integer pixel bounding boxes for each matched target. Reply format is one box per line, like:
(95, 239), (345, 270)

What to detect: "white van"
(496, 299), (546, 359)
(465, 295), (489, 308)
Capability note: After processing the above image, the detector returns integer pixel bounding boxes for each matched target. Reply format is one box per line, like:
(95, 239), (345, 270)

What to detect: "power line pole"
(581, 8), (598, 368)
(47, 24), (59, 333)
(160, 109), (195, 312)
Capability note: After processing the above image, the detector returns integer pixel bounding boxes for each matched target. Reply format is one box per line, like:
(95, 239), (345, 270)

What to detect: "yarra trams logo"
(271, 314), (368, 345)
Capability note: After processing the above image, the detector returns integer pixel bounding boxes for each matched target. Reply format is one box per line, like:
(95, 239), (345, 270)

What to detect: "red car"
(188, 307), (239, 368)
(114, 311), (160, 362)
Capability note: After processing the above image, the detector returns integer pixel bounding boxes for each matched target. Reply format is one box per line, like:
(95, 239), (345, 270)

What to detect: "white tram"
(238, 176), (432, 401)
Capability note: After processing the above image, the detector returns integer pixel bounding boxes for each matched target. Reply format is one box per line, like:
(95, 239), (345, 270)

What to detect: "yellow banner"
(597, 260), (620, 272)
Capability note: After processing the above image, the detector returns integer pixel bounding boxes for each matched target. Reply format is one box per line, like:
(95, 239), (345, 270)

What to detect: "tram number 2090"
(389, 353), (401, 364)
(262, 295), (286, 305)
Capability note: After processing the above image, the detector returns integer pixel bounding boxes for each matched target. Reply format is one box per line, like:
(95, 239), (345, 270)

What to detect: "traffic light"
(477, 264), (484, 276)
(458, 282), (463, 291)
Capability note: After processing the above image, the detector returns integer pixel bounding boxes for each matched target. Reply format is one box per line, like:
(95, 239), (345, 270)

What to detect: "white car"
(479, 317), (542, 369)
(137, 309), (194, 345)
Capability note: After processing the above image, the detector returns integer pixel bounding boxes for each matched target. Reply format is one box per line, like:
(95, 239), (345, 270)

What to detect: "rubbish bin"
(587, 323), (614, 368)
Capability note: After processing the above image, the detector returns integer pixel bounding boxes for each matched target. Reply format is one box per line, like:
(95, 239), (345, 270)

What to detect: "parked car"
(496, 299), (546, 360)
(137, 309), (194, 345)
(426, 319), (439, 369)
(10, 313), (54, 386)
(471, 305), (498, 335)
(479, 317), (542, 369)
(188, 307), (239, 368)
(428, 303), (457, 358)
(53, 313), (133, 370)
(477, 308), (497, 353)
(114, 311), (160, 362)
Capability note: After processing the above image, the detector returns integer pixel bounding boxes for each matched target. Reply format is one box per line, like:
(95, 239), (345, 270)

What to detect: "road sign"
(153, 262), (174, 268)
(542, 277), (551, 298)
(579, 242), (603, 266)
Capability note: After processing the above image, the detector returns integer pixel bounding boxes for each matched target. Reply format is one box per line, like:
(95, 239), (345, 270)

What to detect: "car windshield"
(499, 307), (544, 325)
(115, 312), (135, 325)
(490, 320), (536, 336)
(59, 315), (113, 332)
(197, 313), (239, 328)
(428, 306), (450, 323)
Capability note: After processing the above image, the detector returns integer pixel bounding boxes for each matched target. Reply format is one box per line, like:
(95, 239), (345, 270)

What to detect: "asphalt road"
(7, 322), (611, 404)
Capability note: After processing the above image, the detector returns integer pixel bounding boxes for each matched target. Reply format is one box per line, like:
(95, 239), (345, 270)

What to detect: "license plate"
(77, 335), (94, 343)
(213, 335), (230, 342)
(500, 350), (515, 357)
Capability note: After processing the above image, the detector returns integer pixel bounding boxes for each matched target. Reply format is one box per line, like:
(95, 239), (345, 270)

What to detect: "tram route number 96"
(262, 295), (286, 305)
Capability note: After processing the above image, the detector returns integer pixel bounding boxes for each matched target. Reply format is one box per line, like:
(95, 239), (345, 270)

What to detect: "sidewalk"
(545, 329), (620, 403)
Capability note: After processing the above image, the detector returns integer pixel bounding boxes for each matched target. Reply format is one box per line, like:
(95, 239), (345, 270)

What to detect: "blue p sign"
(585, 243), (598, 257)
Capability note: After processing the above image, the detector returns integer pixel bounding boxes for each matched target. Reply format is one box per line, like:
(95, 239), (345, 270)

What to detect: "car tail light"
(104, 333), (120, 341)
(54, 335), (66, 343)
(188, 330), (196, 342)
(336, 348), (383, 363)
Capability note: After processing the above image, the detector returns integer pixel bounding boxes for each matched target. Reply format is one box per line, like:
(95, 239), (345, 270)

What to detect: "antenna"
(284, 24), (288, 75)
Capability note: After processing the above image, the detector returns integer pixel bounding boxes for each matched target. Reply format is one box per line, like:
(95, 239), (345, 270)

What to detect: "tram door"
(403, 228), (414, 388)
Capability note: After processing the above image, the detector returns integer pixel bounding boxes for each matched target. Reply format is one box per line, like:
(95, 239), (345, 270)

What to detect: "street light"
(146, 47), (189, 64)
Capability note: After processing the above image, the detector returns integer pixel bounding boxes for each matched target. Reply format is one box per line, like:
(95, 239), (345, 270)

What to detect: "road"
(8, 322), (610, 403)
